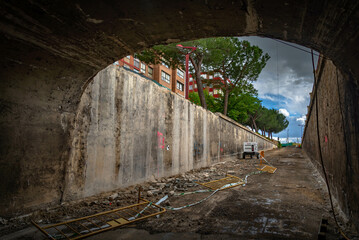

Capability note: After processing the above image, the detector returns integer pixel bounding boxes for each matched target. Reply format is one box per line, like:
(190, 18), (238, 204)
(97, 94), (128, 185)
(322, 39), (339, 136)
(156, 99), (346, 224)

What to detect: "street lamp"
(176, 44), (197, 99)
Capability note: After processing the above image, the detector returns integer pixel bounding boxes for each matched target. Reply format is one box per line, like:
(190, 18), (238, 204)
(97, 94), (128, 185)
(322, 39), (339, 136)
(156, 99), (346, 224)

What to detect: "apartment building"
(116, 55), (185, 97)
(188, 72), (223, 98)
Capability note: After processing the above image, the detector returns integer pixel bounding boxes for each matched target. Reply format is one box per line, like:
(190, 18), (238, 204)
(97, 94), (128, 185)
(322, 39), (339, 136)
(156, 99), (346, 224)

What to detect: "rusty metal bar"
(77, 221), (91, 232)
(32, 198), (166, 240)
(198, 175), (244, 190)
(31, 220), (56, 240)
(53, 226), (70, 239)
(64, 223), (81, 236)
(86, 218), (101, 228)
(41, 201), (147, 229)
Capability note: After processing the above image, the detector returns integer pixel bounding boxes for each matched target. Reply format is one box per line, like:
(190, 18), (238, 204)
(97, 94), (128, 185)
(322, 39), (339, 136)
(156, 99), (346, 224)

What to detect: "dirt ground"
(1, 147), (355, 239)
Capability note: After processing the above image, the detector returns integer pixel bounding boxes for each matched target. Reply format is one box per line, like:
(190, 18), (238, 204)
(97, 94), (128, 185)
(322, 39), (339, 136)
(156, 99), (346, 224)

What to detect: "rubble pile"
(0, 156), (257, 236)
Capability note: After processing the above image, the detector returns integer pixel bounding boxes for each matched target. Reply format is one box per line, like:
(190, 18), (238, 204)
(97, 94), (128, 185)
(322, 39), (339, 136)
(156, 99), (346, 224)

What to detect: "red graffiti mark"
(157, 131), (165, 149)
(220, 148), (224, 152)
(325, 135), (328, 143)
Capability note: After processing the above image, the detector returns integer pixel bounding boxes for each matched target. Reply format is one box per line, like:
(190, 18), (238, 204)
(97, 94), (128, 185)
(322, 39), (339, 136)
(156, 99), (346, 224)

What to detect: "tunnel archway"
(0, 0), (358, 231)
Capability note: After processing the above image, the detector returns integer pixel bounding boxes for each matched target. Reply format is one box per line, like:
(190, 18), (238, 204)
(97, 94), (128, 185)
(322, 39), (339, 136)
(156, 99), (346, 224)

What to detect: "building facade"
(116, 55), (185, 97)
(188, 72), (224, 98)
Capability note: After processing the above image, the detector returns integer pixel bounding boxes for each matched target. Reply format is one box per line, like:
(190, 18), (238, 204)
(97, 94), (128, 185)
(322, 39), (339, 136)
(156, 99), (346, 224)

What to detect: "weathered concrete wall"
(1, 0), (359, 219)
(303, 58), (359, 230)
(63, 65), (276, 201)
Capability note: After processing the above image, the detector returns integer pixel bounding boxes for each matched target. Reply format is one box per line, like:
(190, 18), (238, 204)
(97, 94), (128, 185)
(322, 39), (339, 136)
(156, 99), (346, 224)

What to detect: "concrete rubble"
(1, 148), (357, 239)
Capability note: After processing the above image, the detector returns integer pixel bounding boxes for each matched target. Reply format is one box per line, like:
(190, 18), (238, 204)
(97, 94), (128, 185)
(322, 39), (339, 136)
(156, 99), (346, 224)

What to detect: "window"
(214, 72), (221, 78)
(161, 71), (170, 83)
(148, 67), (153, 78)
(209, 91), (213, 96)
(177, 69), (184, 78)
(201, 73), (207, 79)
(189, 77), (193, 82)
(214, 89), (218, 94)
(126, 55), (131, 59)
(194, 84), (197, 89)
(141, 63), (146, 73)
(209, 75), (213, 79)
(161, 60), (169, 68)
(189, 85), (193, 90)
(134, 58), (140, 69)
(176, 81), (184, 91)
(124, 64), (130, 69)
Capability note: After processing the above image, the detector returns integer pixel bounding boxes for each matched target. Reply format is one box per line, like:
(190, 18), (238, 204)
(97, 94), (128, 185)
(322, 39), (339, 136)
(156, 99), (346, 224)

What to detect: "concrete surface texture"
(2, 147), (349, 239)
(63, 66), (275, 201)
(302, 58), (359, 232)
(1, 0), (359, 233)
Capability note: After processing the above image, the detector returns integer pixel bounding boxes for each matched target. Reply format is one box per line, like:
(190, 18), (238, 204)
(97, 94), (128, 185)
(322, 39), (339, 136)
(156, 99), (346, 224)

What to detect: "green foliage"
(189, 90), (221, 113)
(203, 38), (270, 86)
(256, 107), (289, 138)
(136, 37), (288, 138)
(136, 44), (185, 68)
(200, 37), (270, 115)
(136, 37), (269, 112)
(221, 88), (261, 124)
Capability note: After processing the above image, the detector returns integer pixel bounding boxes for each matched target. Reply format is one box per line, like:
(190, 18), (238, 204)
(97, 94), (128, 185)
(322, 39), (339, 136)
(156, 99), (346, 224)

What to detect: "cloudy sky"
(238, 36), (319, 142)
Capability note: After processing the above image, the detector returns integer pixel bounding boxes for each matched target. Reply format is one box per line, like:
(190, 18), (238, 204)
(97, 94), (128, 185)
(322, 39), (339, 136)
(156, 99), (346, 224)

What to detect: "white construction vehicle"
(242, 142), (259, 159)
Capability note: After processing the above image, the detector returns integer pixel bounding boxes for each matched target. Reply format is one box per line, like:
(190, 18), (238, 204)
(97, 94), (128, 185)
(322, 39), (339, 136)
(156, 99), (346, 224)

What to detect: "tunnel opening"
(1, 1), (359, 238)
(63, 36), (352, 239)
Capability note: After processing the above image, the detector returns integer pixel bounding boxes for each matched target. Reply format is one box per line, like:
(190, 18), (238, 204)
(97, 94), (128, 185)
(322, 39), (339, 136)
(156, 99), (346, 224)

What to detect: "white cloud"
(278, 137), (302, 143)
(296, 115), (306, 125)
(279, 108), (290, 117)
(241, 36), (317, 116)
(261, 94), (277, 102)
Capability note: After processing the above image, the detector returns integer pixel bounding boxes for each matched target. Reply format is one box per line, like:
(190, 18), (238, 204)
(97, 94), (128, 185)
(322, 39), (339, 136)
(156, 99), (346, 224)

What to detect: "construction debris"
(198, 174), (244, 190)
(256, 151), (278, 173)
(28, 151), (279, 239)
(31, 199), (166, 239)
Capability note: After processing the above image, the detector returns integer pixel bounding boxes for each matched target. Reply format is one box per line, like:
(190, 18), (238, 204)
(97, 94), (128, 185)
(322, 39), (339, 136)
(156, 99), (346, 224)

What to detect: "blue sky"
(238, 37), (318, 142)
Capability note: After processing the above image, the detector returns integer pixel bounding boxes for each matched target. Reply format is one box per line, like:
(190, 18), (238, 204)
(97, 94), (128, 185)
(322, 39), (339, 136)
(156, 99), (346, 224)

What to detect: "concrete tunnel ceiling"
(1, 0), (359, 91)
(1, 0), (359, 220)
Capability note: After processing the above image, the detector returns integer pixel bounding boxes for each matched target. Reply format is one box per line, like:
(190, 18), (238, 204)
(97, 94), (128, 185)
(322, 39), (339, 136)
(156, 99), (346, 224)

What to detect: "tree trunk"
(189, 55), (207, 109)
(223, 89), (229, 115)
(252, 118), (258, 133)
(195, 71), (207, 109)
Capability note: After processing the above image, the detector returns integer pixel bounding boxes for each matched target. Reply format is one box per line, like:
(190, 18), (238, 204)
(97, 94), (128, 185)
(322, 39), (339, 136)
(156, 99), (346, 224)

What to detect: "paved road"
(88, 147), (336, 240)
(3, 147), (341, 239)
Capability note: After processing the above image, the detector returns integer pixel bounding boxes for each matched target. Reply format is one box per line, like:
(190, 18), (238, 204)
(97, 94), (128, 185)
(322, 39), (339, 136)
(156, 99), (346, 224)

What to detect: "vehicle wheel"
(250, 154), (253, 159)
(243, 153), (246, 159)
(257, 154), (259, 159)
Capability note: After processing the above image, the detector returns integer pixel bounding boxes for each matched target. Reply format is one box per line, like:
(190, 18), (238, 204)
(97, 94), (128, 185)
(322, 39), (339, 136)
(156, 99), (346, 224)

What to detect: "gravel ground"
(1, 147), (357, 239)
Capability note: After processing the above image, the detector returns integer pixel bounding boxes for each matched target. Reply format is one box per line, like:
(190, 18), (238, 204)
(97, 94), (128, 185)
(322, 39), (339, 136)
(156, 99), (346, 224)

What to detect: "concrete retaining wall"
(303, 58), (359, 230)
(63, 65), (276, 200)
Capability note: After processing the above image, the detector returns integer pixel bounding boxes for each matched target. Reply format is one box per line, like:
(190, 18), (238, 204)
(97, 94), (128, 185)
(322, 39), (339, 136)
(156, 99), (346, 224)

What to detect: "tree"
(189, 90), (221, 113)
(137, 40), (212, 109)
(268, 111), (289, 138)
(256, 108), (289, 139)
(137, 37), (269, 112)
(202, 38), (270, 116)
(219, 86), (261, 124)
(248, 105), (263, 133)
